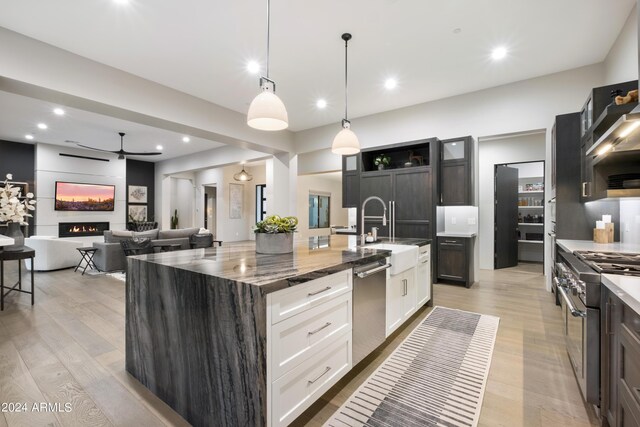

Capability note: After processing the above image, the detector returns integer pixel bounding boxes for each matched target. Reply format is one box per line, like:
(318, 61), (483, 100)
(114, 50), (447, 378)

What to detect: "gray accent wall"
(0, 140), (36, 235)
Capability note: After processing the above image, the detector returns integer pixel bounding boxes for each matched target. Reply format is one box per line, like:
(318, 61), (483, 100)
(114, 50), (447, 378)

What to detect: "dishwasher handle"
(355, 263), (392, 279)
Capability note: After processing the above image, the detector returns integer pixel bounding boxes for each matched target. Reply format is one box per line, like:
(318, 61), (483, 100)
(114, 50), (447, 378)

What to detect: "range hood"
(587, 109), (640, 157)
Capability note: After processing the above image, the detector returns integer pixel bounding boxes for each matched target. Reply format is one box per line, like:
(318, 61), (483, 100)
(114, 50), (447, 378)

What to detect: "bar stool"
(0, 246), (35, 311)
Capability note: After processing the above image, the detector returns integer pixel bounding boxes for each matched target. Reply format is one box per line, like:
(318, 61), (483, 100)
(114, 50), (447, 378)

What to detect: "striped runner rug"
(325, 306), (499, 427)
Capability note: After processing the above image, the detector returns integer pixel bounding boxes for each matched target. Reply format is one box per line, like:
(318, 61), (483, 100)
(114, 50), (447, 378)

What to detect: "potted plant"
(374, 154), (391, 170)
(0, 173), (36, 251)
(253, 215), (298, 254)
(170, 209), (179, 229)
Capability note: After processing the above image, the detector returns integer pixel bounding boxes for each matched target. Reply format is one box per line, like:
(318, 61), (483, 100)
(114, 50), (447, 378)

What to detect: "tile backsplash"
(443, 206), (479, 234)
(620, 199), (640, 244)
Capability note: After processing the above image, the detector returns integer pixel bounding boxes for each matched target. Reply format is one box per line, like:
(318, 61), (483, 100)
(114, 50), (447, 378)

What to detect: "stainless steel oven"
(555, 250), (601, 406)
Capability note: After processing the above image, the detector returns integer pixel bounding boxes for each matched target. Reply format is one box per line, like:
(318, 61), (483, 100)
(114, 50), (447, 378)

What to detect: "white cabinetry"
(266, 270), (353, 427)
(386, 267), (417, 337)
(416, 244), (431, 307)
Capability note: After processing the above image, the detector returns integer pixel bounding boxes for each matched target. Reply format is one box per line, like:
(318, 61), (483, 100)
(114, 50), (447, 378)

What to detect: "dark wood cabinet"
(359, 168), (432, 239)
(437, 236), (474, 287)
(439, 137), (473, 206)
(601, 286), (640, 427)
(342, 154), (360, 208)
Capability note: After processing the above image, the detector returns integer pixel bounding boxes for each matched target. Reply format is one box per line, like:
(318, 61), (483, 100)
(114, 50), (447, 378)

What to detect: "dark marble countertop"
(130, 235), (431, 294)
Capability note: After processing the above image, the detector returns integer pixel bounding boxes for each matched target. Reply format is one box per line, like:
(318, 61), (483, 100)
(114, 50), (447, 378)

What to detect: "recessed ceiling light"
(25, 134), (34, 140)
(156, 145), (163, 150)
(246, 60), (260, 74)
(384, 78), (397, 90)
(182, 136), (190, 143)
(53, 108), (65, 116)
(316, 99), (327, 109)
(37, 123), (48, 130)
(452, 28), (462, 34)
(491, 46), (508, 60)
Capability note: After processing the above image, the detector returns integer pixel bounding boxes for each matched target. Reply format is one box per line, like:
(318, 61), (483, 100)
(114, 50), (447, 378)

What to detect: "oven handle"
(557, 284), (587, 318)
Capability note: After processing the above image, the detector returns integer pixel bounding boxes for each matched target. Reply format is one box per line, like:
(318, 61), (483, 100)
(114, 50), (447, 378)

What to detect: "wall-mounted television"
(55, 181), (115, 211)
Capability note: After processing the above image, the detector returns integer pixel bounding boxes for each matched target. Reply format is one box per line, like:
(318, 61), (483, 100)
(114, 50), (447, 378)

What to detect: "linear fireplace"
(59, 222), (109, 238)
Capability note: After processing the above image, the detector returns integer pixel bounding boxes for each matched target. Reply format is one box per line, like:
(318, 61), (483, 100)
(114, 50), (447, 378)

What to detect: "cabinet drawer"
(620, 323), (640, 408)
(269, 270), (352, 324)
(270, 331), (352, 427)
(270, 292), (352, 380)
(619, 379), (640, 427)
(438, 236), (465, 246)
(419, 244), (430, 256)
(622, 304), (640, 344)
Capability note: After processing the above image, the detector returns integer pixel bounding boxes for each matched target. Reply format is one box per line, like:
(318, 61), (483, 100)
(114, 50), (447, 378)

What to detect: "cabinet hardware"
(421, 259), (429, 264)
(308, 286), (332, 297)
(308, 322), (332, 335)
(307, 366), (332, 385)
(402, 279), (407, 296)
(582, 182), (588, 197)
(444, 240), (458, 243)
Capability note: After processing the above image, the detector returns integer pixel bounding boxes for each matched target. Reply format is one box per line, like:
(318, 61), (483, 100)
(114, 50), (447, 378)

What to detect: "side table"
(0, 246), (35, 311)
(75, 247), (99, 275)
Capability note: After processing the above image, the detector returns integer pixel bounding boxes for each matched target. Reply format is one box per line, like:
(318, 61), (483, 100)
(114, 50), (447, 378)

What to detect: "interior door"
(494, 165), (518, 269)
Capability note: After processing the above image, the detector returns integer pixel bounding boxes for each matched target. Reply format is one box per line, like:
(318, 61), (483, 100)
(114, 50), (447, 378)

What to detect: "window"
(309, 193), (330, 229)
(256, 184), (266, 223)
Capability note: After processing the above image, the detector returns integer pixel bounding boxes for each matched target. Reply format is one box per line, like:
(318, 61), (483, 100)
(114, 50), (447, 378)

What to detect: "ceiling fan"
(77, 132), (162, 159)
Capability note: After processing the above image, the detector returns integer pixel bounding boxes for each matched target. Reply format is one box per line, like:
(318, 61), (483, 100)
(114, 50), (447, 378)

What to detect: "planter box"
(255, 233), (294, 254)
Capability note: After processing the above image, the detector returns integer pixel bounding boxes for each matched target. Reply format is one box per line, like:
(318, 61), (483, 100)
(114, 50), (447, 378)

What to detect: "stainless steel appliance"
(575, 250), (640, 276)
(352, 258), (392, 365)
(555, 249), (601, 405)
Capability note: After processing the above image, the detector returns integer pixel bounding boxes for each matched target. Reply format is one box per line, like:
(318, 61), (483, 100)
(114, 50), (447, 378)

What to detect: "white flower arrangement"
(0, 173), (36, 224)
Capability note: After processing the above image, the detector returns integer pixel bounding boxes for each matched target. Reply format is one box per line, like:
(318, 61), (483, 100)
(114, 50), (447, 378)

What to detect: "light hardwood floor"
(0, 262), (600, 426)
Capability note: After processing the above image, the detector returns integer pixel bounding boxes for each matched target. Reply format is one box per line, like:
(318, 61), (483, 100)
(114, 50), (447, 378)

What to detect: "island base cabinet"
(416, 245), (431, 307)
(270, 332), (352, 427)
(386, 267), (417, 337)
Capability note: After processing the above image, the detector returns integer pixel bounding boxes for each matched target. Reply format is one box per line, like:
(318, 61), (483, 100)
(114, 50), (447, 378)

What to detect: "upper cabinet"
(439, 136), (474, 206)
(341, 154), (360, 208)
(578, 80), (640, 202)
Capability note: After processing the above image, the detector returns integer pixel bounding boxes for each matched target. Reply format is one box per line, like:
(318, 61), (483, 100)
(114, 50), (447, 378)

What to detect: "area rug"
(106, 272), (126, 282)
(325, 306), (499, 427)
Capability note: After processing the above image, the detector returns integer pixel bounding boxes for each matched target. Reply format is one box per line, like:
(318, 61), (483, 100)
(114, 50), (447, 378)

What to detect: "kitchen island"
(126, 235), (429, 427)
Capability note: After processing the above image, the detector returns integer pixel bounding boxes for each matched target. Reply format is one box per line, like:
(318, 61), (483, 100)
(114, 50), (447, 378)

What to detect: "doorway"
(204, 185), (216, 233)
(494, 160), (545, 269)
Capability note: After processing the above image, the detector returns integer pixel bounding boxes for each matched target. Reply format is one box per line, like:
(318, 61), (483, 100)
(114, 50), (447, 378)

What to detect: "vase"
(255, 233), (294, 254)
(4, 222), (25, 252)
(378, 164), (385, 170)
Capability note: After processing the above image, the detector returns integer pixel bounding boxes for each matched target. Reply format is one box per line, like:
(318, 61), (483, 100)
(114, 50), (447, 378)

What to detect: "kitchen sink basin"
(366, 243), (418, 275)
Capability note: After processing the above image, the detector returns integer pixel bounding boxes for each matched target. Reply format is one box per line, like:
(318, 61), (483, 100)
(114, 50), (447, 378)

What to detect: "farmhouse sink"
(366, 243), (418, 275)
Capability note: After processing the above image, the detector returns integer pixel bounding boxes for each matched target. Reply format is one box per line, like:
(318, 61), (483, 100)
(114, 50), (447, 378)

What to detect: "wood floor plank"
(0, 338), (60, 426)
(0, 261), (602, 427)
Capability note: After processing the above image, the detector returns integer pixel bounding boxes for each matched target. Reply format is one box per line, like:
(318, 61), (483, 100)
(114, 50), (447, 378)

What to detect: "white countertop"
(602, 274), (640, 315)
(437, 232), (477, 238)
(557, 239), (640, 254)
(0, 235), (15, 247)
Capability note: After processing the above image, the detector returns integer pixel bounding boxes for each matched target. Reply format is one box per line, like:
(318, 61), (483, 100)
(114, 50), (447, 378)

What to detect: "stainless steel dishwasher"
(352, 258), (392, 365)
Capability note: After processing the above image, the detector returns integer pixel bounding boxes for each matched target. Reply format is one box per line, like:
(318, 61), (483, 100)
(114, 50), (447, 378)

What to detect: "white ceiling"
(0, 91), (225, 161)
(0, 0), (635, 133)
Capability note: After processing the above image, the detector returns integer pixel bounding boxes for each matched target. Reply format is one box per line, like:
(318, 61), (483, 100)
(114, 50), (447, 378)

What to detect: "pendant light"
(247, 0), (288, 131)
(233, 165), (253, 182)
(332, 33), (360, 155)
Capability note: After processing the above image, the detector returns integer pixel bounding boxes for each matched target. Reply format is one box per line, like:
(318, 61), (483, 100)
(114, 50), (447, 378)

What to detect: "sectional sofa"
(92, 227), (201, 272)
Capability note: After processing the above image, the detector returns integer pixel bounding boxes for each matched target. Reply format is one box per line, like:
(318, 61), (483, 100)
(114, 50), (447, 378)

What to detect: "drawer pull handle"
(308, 366), (332, 385)
(420, 259), (429, 264)
(308, 286), (332, 297)
(444, 240), (458, 243)
(308, 322), (332, 335)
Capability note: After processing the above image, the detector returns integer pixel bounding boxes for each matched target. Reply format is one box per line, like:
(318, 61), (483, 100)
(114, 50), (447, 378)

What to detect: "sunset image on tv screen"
(55, 182), (115, 211)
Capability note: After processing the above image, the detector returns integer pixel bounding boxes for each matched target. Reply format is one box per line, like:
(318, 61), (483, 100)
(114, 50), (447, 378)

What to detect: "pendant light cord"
(266, 0), (271, 79)
(344, 37), (348, 121)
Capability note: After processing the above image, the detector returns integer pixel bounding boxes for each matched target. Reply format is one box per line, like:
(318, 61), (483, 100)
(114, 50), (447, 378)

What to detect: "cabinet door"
(392, 168), (432, 238)
(441, 162), (468, 205)
(360, 172), (392, 236)
(402, 269), (417, 320)
(386, 273), (404, 337)
(342, 155), (360, 208)
(580, 137), (594, 202)
(416, 247), (431, 307)
(437, 238), (467, 282)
